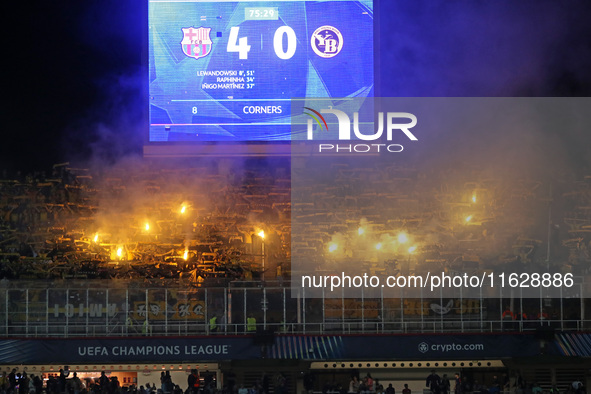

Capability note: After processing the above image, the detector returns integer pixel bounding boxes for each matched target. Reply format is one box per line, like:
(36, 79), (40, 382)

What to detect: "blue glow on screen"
(149, 0), (374, 142)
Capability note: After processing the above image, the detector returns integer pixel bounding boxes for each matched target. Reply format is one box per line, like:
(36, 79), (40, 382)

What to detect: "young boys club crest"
(181, 27), (212, 60)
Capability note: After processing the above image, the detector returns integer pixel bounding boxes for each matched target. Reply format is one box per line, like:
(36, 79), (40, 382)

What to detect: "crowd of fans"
(0, 368), (288, 394)
(1, 160), (590, 283)
(315, 370), (587, 394)
(0, 367), (587, 394)
(292, 162), (591, 278)
(0, 162), (290, 283)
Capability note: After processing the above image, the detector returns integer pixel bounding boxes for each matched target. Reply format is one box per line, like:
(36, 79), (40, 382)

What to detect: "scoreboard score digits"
(148, 0), (374, 142)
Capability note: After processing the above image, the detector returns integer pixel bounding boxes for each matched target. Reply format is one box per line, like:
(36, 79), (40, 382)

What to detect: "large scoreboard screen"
(148, 0), (374, 143)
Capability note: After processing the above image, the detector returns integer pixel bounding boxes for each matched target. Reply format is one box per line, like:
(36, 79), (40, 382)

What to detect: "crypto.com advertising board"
(291, 97), (591, 298)
(148, 0), (373, 142)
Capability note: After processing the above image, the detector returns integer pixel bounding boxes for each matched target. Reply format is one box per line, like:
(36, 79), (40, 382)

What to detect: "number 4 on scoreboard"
(226, 26), (297, 60)
(227, 27), (251, 59)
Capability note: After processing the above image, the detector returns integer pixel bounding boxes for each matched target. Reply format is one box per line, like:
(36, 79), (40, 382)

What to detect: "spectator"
(109, 376), (120, 394)
(163, 372), (173, 394)
(247, 316), (257, 332)
(58, 370), (66, 394)
(375, 380), (384, 394)
(427, 371), (442, 394)
(454, 374), (462, 394)
(274, 374), (286, 394)
(349, 376), (360, 393)
(8, 370), (16, 394)
(70, 373), (83, 394)
(203, 372), (214, 394)
(187, 370), (199, 394)
(100, 372), (109, 394)
(0, 372), (9, 394)
(366, 374), (374, 392)
(209, 315), (217, 333)
(18, 373), (29, 394)
(441, 375), (450, 394)
(490, 376), (501, 394)
(32, 375), (42, 394)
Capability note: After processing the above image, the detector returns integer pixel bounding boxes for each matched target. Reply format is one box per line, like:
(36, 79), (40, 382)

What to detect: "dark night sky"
(2, 0), (591, 173)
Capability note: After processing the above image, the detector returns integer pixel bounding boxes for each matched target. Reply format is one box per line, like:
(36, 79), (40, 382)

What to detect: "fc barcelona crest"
(181, 27), (212, 60)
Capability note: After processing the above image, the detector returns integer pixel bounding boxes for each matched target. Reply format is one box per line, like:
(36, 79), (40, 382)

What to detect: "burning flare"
(183, 249), (188, 261)
(358, 227), (365, 236)
(465, 215), (473, 223)
(408, 245), (417, 254)
(397, 232), (408, 243)
(257, 230), (265, 239)
(93, 233), (99, 243)
(328, 242), (338, 253)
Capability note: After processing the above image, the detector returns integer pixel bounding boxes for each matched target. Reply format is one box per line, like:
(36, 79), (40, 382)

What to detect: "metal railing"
(2, 319), (589, 338)
(0, 280), (588, 338)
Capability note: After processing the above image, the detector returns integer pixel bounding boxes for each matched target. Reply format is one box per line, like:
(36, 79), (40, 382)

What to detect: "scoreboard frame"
(143, 0), (380, 158)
